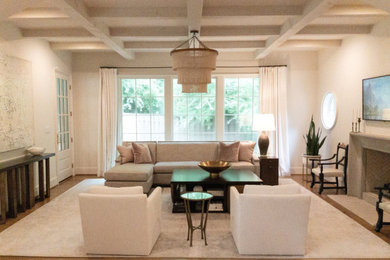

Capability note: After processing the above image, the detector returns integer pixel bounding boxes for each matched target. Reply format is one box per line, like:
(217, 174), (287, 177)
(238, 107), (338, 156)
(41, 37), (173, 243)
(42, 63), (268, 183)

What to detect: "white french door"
(55, 73), (73, 182)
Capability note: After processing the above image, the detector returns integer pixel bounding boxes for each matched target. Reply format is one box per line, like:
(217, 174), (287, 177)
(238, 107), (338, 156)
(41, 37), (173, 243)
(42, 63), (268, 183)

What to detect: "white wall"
(0, 38), (72, 187)
(317, 35), (390, 157)
(72, 51), (318, 175)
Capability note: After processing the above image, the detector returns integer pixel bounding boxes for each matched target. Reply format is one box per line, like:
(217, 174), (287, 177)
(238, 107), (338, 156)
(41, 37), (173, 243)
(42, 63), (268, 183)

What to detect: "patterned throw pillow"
(219, 141), (240, 162)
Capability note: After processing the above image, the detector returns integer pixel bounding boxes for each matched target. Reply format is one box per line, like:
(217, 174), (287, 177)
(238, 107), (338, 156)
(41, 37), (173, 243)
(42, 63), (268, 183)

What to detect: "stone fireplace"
(348, 132), (390, 199)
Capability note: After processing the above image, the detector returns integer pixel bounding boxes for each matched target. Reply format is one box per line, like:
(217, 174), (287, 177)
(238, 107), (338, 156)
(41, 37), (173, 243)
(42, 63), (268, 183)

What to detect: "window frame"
(118, 74), (259, 142)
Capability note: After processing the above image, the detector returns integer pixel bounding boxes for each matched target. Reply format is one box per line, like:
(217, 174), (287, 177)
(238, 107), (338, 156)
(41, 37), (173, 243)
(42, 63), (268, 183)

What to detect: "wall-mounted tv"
(363, 74), (390, 121)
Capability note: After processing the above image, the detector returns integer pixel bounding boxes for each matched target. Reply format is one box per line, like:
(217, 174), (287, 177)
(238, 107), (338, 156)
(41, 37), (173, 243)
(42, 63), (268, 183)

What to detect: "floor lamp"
(253, 114), (276, 157)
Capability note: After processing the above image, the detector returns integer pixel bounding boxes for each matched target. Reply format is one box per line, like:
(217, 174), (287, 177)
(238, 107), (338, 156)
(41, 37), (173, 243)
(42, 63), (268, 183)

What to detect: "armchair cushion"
(312, 167), (344, 177)
(87, 185), (143, 195)
(379, 202), (390, 212)
(243, 183), (301, 194)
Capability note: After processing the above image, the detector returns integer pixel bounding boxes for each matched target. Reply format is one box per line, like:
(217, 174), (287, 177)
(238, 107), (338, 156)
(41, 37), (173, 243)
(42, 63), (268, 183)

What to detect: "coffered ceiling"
(0, 0), (389, 59)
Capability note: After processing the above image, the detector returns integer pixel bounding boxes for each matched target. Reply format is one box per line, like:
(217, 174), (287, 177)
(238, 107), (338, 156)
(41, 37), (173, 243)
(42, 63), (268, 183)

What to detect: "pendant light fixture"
(170, 30), (218, 93)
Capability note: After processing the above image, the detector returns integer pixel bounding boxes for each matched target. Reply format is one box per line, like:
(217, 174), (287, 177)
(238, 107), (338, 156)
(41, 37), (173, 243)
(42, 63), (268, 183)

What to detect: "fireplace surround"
(348, 132), (390, 199)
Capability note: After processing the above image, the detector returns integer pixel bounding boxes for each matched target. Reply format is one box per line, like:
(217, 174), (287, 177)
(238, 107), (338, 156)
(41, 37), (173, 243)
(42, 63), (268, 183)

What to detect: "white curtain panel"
(259, 67), (290, 176)
(97, 68), (118, 177)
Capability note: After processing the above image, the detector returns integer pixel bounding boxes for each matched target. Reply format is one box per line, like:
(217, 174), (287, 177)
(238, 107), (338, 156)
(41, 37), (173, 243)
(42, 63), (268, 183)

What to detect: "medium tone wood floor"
(0, 174), (389, 260)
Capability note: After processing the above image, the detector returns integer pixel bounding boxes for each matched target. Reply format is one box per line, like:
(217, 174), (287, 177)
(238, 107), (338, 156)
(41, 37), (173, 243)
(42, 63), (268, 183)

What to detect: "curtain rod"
(100, 65), (287, 69)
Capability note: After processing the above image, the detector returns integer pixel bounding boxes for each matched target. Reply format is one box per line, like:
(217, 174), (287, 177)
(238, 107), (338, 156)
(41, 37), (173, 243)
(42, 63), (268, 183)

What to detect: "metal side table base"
(181, 192), (213, 246)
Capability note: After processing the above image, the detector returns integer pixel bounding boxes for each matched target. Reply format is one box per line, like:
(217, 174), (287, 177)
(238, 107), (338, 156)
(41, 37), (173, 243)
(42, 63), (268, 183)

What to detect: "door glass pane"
(64, 80), (68, 96)
(64, 98), (68, 114)
(56, 79), (60, 96)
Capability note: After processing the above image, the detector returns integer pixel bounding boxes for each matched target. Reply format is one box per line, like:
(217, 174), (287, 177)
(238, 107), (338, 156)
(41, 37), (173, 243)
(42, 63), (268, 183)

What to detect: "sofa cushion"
(154, 161), (200, 173)
(117, 145), (134, 164)
(239, 141), (256, 162)
(219, 141), (240, 162)
(132, 143), (153, 164)
(156, 142), (218, 162)
(87, 185), (143, 195)
(122, 141), (157, 163)
(230, 161), (255, 172)
(104, 163), (154, 181)
(243, 183), (302, 194)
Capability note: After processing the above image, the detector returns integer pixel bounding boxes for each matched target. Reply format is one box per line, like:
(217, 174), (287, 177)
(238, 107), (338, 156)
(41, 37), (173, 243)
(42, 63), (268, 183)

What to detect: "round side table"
(180, 191), (213, 246)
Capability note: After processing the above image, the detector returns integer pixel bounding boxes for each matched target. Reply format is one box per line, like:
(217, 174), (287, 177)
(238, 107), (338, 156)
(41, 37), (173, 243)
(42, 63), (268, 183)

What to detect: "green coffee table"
(181, 192), (213, 246)
(171, 168), (262, 213)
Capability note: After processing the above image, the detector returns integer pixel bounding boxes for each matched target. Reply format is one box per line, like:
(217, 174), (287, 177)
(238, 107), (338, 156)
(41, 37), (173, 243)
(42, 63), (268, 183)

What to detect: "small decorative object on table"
(198, 161), (231, 178)
(27, 146), (45, 156)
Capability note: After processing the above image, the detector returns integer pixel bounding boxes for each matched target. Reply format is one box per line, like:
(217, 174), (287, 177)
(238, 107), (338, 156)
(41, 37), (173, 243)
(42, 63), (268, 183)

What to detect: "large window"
(120, 75), (260, 144)
(224, 77), (259, 141)
(173, 78), (216, 141)
(121, 78), (165, 141)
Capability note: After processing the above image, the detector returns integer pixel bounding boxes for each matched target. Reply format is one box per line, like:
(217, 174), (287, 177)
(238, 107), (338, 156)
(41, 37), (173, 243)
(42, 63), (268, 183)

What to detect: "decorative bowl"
(27, 146), (45, 156)
(198, 161), (231, 178)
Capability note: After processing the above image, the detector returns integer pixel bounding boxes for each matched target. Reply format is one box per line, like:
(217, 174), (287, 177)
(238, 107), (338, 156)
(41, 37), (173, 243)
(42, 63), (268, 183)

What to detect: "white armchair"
(230, 184), (311, 255)
(79, 186), (161, 255)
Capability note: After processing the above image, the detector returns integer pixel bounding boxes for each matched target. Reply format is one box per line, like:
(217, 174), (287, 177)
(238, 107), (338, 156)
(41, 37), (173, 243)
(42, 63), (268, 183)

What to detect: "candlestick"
(358, 117), (361, 132)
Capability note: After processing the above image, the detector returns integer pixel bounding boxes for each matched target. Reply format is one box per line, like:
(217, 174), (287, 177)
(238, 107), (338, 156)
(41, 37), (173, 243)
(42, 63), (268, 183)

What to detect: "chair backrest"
(231, 185), (311, 255)
(336, 142), (349, 173)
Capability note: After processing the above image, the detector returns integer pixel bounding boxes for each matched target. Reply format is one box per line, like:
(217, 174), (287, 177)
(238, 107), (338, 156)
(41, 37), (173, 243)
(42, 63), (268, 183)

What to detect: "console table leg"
(45, 159), (50, 198)
(0, 172), (6, 224)
(26, 163), (35, 208)
(20, 166), (27, 212)
(7, 169), (17, 218)
(38, 160), (44, 201)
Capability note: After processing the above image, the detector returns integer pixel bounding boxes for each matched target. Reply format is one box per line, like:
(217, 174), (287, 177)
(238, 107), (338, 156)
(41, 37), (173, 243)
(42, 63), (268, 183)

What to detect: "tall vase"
(301, 154), (321, 182)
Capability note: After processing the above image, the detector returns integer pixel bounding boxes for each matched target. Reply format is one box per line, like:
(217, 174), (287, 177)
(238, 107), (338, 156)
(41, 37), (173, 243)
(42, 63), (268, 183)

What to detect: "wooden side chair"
(310, 143), (349, 194)
(375, 183), (390, 232)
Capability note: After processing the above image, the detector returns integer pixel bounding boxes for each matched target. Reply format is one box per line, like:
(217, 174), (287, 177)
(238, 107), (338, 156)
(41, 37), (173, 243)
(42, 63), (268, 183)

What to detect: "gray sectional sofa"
(104, 141), (259, 193)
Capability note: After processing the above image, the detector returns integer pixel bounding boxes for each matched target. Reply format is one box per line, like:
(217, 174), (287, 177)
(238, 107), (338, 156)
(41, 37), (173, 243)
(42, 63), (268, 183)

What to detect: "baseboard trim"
(289, 167), (303, 174)
(75, 167), (97, 175)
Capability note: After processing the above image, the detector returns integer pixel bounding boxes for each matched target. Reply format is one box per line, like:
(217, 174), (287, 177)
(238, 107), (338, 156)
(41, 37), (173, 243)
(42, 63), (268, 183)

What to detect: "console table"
(0, 153), (55, 224)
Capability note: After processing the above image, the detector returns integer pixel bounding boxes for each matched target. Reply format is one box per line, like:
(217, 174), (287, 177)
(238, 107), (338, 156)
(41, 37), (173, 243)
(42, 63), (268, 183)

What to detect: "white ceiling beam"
(280, 39), (341, 48)
(50, 42), (109, 50)
(186, 0), (203, 35)
(255, 0), (332, 59)
(55, 0), (134, 59)
(325, 5), (388, 16)
(203, 5), (302, 16)
(298, 25), (373, 34)
(22, 28), (92, 37)
(110, 27), (188, 37)
(361, 0), (390, 14)
(202, 26), (280, 36)
(89, 7), (186, 18)
(123, 41), (265, 49)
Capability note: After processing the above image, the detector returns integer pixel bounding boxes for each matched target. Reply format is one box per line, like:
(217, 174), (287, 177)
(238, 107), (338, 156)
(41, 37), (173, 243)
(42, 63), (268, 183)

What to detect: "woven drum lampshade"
(170, 31), (218, 93)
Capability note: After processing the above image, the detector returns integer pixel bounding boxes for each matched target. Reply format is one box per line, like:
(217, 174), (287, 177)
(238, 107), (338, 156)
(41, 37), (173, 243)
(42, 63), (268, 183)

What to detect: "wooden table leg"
(20, 166), (26, 212)
(7, 169), (17, 218)
(38, 160), (44, 201)
(26, 163), (35, 208)
(45, 158), (50, 198)
(16, 168), (21, 211)
(0, 172), (6, 224)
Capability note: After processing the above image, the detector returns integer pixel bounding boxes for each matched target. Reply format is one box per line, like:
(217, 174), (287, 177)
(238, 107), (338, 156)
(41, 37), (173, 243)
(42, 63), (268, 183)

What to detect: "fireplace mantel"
(348, 132), (390, 198)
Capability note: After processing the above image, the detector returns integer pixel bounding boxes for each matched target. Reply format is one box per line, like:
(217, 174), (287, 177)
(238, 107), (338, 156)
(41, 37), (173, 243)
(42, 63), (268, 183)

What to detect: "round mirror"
(321, 92), (337, 130)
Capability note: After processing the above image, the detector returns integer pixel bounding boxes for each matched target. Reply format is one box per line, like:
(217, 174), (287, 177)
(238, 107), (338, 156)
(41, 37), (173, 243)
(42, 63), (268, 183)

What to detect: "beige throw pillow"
(132, 143), (153, 164)
(239, 141), (256, 162)
(117, 145), (134, 164)
(219, 141), (240, 162)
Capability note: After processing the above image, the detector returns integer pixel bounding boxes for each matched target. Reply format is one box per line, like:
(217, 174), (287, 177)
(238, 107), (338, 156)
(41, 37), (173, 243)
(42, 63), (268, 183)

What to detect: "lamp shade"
(253, 114), (275, 132)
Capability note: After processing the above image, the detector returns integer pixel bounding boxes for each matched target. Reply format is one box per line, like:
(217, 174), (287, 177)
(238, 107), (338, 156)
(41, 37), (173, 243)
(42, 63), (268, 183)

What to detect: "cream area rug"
(0, 179), (390, 258)
(328, 194), (390, 226)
